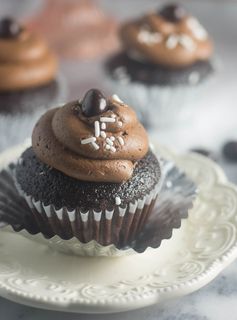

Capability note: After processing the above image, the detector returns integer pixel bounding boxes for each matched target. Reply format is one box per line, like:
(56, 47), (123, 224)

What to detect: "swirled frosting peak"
(32, 89), (149, 183)
(0, 17), (57, 91)
(120, 4), (213, 68)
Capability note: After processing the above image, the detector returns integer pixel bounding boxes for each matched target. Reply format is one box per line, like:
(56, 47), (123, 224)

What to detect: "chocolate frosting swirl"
(32, 91), (149, 183)
(120, 6), (213, 68)
(0, 19), (57, 91)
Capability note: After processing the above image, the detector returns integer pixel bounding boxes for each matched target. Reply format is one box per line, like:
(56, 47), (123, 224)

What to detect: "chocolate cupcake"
(105, 4), (215, 127)
(14, 89), (162, 247)
(0, 17), (65, 115)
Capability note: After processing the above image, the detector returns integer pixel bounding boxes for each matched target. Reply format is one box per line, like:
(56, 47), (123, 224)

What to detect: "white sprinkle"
(92, 142), (99, 150)
(101, 122), (106, 130)
(166, 34), (178, 49)
(166, 181), (172, 188)
(118, 121), (123, 127)
(110, 136), (115, 141)
(105, 144), (111, 150)
(106, 138), (113, 146)
(100, 131), (106, 138)
(138, 29), (162, 46)
(118, 136), (125, 146)
(100, 117), (116, 123)
(111, 114), (116, 118)
(81, 137), (96, 144)
(189, 72), (200, 85)
(114, 66), (126, 77)
(110, 146), (116, 153)
(94, 121), (100, 138)
(113, 67), (130, 82)
(186, 17), (208, 40)
(115, 196), (121, 205)
(179, 34), (196, 52)
(112, 94), (124, 104)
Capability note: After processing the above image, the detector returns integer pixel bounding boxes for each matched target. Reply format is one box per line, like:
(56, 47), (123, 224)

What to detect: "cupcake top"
(32, 89), (149, 183)
(0, 17), (57, 92)
(120, 4), (213, 68)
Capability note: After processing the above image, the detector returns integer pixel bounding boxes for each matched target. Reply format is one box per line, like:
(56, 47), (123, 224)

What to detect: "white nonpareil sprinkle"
(118, 136), (125, 146)
(110, 136), (115, 141)
(111, 114), (116, 118)
(166, 181), (173, 188)
(186, 17), (208, 40)
(138, 29), (162, 46)
(100, 131), (106, 138)
(118, 121), (123, 127)
(112, 94), (124, 104)
(106, 138), (113, 146)
(101, 122), (106, 130)
(179, 34), (196, 52)
(113, 66), (126, 77)
(94, 121), (100, 138)
(105, 144), (111, 150)
(92, 142), (99, 150)
(100, 117), (116, 123)
(189, 72), (200, 85)
(113, 67), (130, 83)
(110, 146), (116, 153)
(115, 197), (121, 205)
(81, 137), (96, 145)
(166, 34), (179, 49)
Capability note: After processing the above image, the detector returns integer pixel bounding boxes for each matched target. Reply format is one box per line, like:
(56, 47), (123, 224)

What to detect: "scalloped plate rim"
(0, 140), (237, 313)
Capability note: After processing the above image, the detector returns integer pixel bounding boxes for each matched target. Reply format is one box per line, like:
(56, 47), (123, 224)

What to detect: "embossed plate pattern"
(0, 142), (237, 313)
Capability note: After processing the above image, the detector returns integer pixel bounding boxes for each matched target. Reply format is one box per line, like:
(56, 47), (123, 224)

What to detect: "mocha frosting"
(0, 18), (57, 91)
(32, 90), (149, 183)
(120, 5), (213, 68)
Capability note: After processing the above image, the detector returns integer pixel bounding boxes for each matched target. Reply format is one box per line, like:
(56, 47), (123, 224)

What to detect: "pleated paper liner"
(0, 159), (197, 257)
(14, 176), (162, 248)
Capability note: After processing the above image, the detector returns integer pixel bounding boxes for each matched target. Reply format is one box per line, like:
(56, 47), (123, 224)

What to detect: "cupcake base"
(0, 158), (197, 256)
(0, 79), (62, 115)
(14, 147), (162, 247)
(106, 52), (214, 87)
(105, 53), (216, 128)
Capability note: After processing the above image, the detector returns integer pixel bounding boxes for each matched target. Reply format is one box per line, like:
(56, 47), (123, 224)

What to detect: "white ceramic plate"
(0, 142), (237, 314)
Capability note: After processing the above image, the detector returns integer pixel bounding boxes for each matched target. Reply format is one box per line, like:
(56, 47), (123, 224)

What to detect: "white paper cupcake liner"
(105, 71), (215, 129)
(0, 72), (67, 153)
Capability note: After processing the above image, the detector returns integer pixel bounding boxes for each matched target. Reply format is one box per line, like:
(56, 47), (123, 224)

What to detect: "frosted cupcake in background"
(105, 4), (215, 128)
(0, 17), (65, 115)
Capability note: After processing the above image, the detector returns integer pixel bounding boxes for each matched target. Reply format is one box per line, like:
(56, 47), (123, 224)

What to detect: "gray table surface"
(0, 0), (237, 319)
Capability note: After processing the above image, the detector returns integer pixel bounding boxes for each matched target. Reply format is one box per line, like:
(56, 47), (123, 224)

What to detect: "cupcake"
(27, 0), (119, 60)
(0, 17), (64, 115)
(105, 4), (215, 127)
(14, 89), (162, 247)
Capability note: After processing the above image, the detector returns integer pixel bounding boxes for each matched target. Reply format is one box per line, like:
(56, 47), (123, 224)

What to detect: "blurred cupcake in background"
(27, 0), (119, 60)
(105, 4), (215, 128)
(0, 17), (65, 115)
